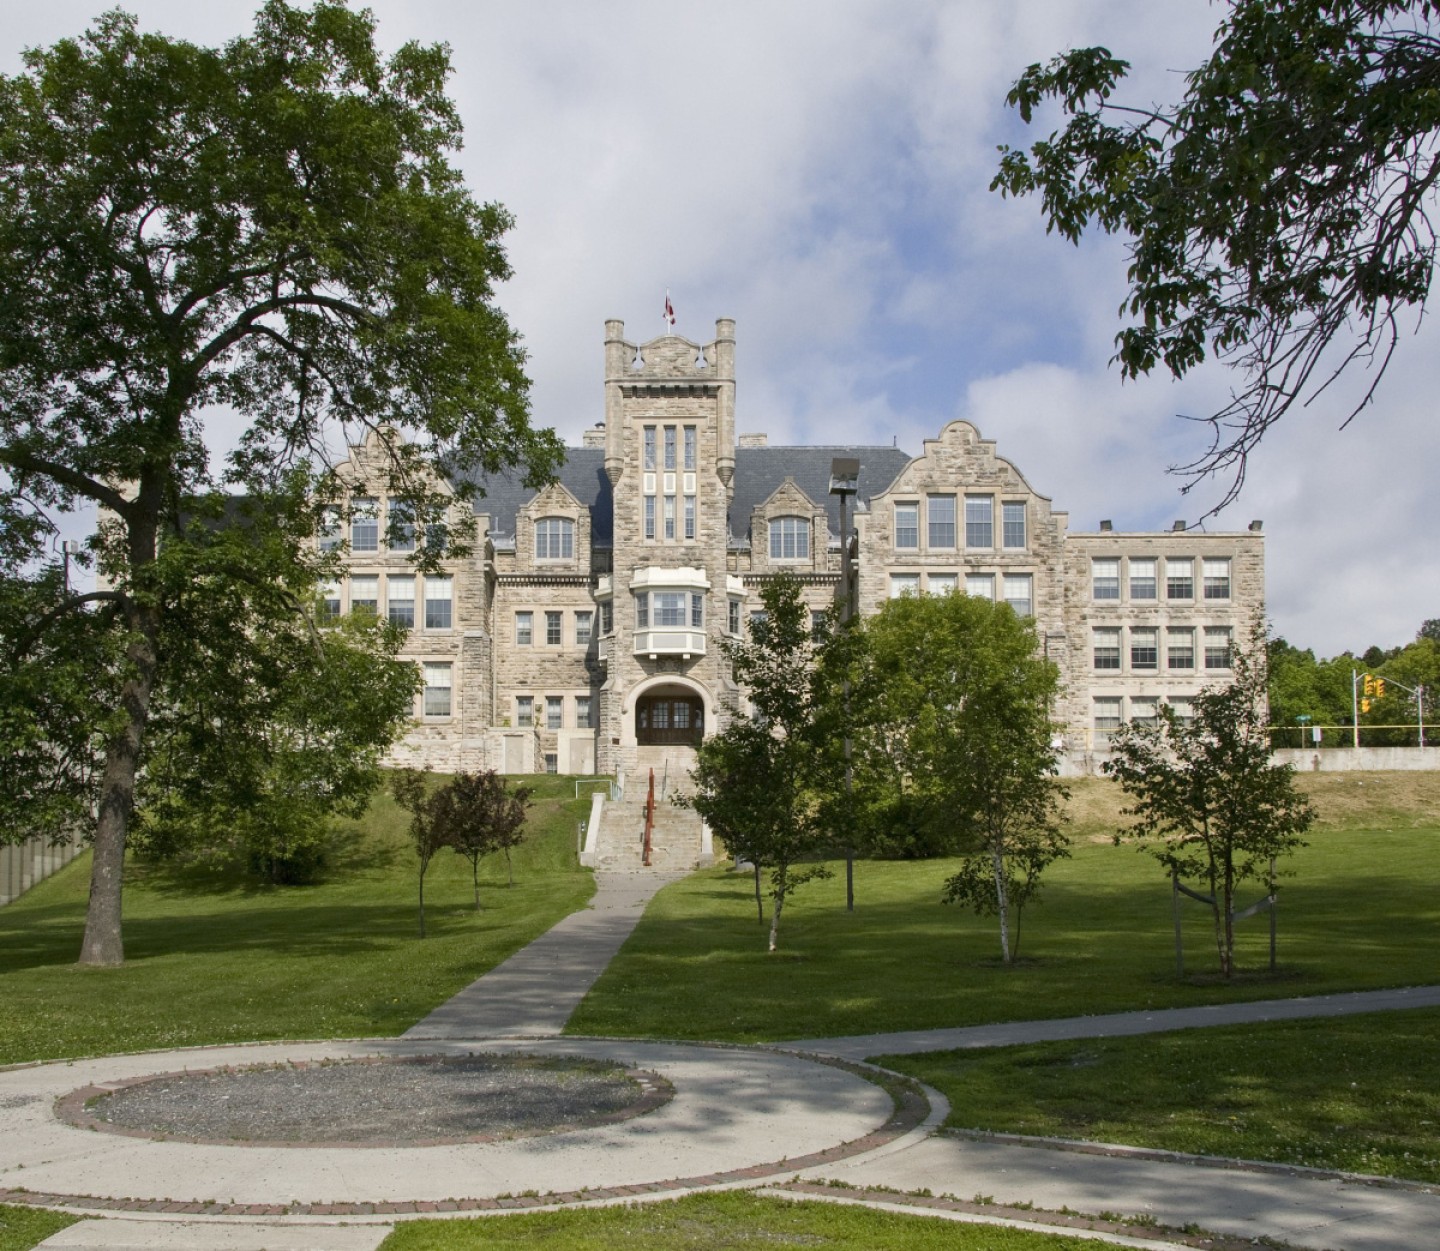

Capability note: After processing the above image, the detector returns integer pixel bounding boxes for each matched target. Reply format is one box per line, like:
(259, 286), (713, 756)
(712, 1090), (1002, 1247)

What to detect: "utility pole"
(830, 458), (860, 912)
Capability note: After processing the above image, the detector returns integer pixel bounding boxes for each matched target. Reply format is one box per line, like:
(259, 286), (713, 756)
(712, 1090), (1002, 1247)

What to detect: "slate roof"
(451, 442), (913, 547)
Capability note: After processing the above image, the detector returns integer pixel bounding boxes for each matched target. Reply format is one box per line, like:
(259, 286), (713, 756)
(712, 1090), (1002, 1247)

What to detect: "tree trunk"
(990, 838), (1012, 964)
(418, 863), (427, 938)
(505, 846), (513, 887)
(768, 884), (784, 953)
(753, 862), (764, 923)
(472, 859), (481, 910)
(78, 614), (158, 967)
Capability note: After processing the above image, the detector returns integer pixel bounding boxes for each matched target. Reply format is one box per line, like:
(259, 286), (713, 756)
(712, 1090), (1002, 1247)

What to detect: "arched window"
(535, 516), (574, 560)
(769, 516), (809, 561)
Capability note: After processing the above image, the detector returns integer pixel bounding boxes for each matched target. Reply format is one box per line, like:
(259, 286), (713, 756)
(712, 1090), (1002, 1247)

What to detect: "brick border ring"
(0, 1039), (931, 1218)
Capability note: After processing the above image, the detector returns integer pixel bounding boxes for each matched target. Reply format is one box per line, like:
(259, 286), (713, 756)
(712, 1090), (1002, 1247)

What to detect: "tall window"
(894, 503), (919, 549)
(515, 611), (533, 645)
(387, 504), (416, 553)
(1002, 501), (1027, 549)
(575, 611), (593, 646)
(1167, 627), (1195, 670)
(349, 576), (378, 614)
(1203, 558), (1232, 599)
(422, 663), (452, 717)
(546, 696), (563, 729)
(516, 696), (533, 727)
(965, 495), (994, 548)
(350, 498), (379, 552)
(769, 516), (809, 560)
(320, 580), (341, 619)
(1093, 628), (1122, 670)
(1166, 558), (1194, 599)
(387, 577), (414, 628)
(601, 601), (613, 635)
(424, 577), (452, 629)
(1128, 558), (1157, 600)
(644, 495), (656, 540)
(1205, 626), (1233, 669)
(664, 425), (676, 470)
(318, 505), (342, 552)
(576, 695), (594, 729)
(928, 494), (956, 548)
(1092, 558), (1120, 600)
(1093, 697), (1122, 744)
(636, 595), (648, 629)
(1130, 627), (1158, 670)
(643, 426), (656, 470)
(1002, 573), (1032, 617)
(545, 610), (562, 645)
(728, 599), (741, 635)
(535, 517), (574, 559)
(683, 425), (696, 470)
(663, 494), (676, 540)
(684, 495), (696, 540)
(965, 572), (995, 600)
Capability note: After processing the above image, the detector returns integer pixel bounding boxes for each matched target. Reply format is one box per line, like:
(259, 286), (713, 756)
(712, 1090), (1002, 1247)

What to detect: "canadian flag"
(664, 291), (675, 327)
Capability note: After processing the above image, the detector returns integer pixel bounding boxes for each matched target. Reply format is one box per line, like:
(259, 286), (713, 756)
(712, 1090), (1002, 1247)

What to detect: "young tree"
(389, 767), (449, 938)
(0, 4), (562, 964)
(1105, 636), (1315, 978)
(850, 591), (1068, 964)
(993, 1), (1440, 507)
(681, 576), (836, 952)
(431, 770), (532, 908)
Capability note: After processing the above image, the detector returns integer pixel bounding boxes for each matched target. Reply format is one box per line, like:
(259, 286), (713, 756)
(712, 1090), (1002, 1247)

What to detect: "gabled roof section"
(729, 445), (912, 540)
(448, 447), (614, 545)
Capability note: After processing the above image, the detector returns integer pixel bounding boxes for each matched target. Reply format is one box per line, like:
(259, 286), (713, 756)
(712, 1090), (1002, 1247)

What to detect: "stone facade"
(323, 318), (1265, 776)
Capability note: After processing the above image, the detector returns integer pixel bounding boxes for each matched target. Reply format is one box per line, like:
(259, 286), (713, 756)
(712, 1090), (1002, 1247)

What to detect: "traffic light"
(1361, 698), (1372, 713)
(1375, 678), (1386, 699)
(1363, 674), (1375, 697)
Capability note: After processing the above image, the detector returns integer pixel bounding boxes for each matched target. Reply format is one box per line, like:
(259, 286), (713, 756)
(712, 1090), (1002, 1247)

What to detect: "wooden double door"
(636, 694), (705, 746)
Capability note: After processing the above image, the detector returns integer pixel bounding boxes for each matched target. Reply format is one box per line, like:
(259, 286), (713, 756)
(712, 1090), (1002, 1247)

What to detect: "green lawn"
(377, 1192), (1120, 1250)
(567, 779), (1440, 1043)
(881, 1006), (1440, 1185)
(0, 1206), (75, 1251)
(0, 775), (597, 1065)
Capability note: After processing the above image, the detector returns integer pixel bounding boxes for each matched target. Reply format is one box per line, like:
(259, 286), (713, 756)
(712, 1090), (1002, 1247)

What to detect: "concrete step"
(37, 1220), (388, 1251)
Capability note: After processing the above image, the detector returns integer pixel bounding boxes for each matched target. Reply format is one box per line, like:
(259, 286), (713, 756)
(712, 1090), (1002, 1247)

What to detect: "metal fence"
(0, 834), (83, 907)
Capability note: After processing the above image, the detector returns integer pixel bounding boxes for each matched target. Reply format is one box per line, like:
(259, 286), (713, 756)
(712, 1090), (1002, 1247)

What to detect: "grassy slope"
(0, 1206), (75, 1251)
(378, 1192), (1117, 1251)
(567, 773), (1440, 1042)
(881, 1006), (1440, 1185)
(0, 776), (595, 1065)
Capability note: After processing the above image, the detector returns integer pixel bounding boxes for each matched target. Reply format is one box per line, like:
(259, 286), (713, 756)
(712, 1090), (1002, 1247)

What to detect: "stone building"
(324, 317), (1264, 799)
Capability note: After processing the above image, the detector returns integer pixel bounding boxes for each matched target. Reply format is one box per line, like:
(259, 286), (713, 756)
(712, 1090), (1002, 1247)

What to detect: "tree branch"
(0, 447), (134, 517)
(9, 590), (128, 661)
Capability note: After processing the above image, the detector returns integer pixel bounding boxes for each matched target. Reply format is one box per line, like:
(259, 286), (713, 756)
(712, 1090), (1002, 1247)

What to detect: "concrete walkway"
(16, 865), (1440, 1251)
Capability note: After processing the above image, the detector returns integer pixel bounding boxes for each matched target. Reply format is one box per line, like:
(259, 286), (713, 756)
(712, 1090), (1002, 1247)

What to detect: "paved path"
(403, 871), (684, 1038)
(16, 864), (1440, 1251)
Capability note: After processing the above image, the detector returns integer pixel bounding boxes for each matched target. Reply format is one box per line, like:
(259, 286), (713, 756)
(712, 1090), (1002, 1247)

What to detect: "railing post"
(642, 768), (655, 867)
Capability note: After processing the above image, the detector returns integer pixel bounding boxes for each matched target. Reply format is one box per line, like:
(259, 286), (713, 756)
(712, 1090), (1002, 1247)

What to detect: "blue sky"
(7, 0), (1437, 656)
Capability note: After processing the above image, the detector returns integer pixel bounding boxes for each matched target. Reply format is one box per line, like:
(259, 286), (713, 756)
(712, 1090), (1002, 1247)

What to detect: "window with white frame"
(388, 503), (415, 553)
(1003, 573), (1033, 617)
(422, 663), (452, 717)
(964, 495), (994, 548)
(811, 610), (828, 642)
(546, 695), (563, 729)
(636, 590), (689, 627)
(1093, 627), (1122, 670)
(320, 579), (341, 619)
(927, 573), (958, 596)
(1130, 696), (1159, 728)
(728, 599), (741, 635)
(691, 593), (704, 628)
(890, 573), (920, 598)
(516, 695), (533, 727)
(349, 576), (378, 615)
(318, 505), (342, 552)
(664, 425), (677, 470)
(350, 498), (379, 552)
(1167, 626), (1195, 669)
(535, 517), (574, 560)
(636, 594), (648, 629)
(424, 577), (452, 629)
(1128, 558), (1157, 600)
(1002, 501), (1027, 549)
(965, 572), (995, 600)
(1093, 696), (1123, 743)
(644, 495), (656, 540)
(1168, 695), (1194, 727)
(1203, 558), (1232, 599)
(544, 752), (558, 774)
(663, 493), (676, 540)
(1092, 558), (1120, 600)
(576, 695), (594, 729)
(600, 601), (613, 635)
(387, 576), (414, 628)
(643, 426), (656, 470)
(515, 611), (533, 646)
(684, 495), (696, 540)
(575, 611), (593, 646)
(894, 503), (919, 550)
(769, 516), (810, 560)
(1166, 558), (1194, 599)
(545, 610), (562, 646)
(928, 494), (956, 548)
(684, 425), (696, 470)
(1205, 626), (1233, 669)
(1130, 627), (1158, 670)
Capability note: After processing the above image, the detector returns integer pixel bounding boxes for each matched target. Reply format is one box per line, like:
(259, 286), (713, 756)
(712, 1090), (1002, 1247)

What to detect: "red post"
(642, 767), (656, 867)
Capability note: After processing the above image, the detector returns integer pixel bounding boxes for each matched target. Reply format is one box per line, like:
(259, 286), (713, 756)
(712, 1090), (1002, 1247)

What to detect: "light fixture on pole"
(829, 458), (860, 911)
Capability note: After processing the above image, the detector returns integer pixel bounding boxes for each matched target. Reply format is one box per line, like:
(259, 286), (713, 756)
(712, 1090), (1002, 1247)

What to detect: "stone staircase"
(591, 748), (709, 872)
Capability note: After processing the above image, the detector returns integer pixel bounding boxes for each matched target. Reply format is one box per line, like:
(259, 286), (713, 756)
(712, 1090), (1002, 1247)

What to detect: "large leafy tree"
(681, 576), (837, 952)
(0, 4), (561, 965)
(849, 592), (1068, 965)
(1106, 635), (1315, 978)
(993, 1), (1440, 507)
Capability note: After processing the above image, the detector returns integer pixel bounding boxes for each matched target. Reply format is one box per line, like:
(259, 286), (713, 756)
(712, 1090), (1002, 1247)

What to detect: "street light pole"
(829, 458), (860, 913)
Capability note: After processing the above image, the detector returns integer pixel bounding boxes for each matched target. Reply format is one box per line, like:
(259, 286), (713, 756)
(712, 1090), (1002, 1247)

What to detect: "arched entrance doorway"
(635, 685), (705, 747)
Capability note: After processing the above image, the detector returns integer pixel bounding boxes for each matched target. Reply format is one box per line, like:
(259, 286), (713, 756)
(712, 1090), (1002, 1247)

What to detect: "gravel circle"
(58, 1054), (673, 1147)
